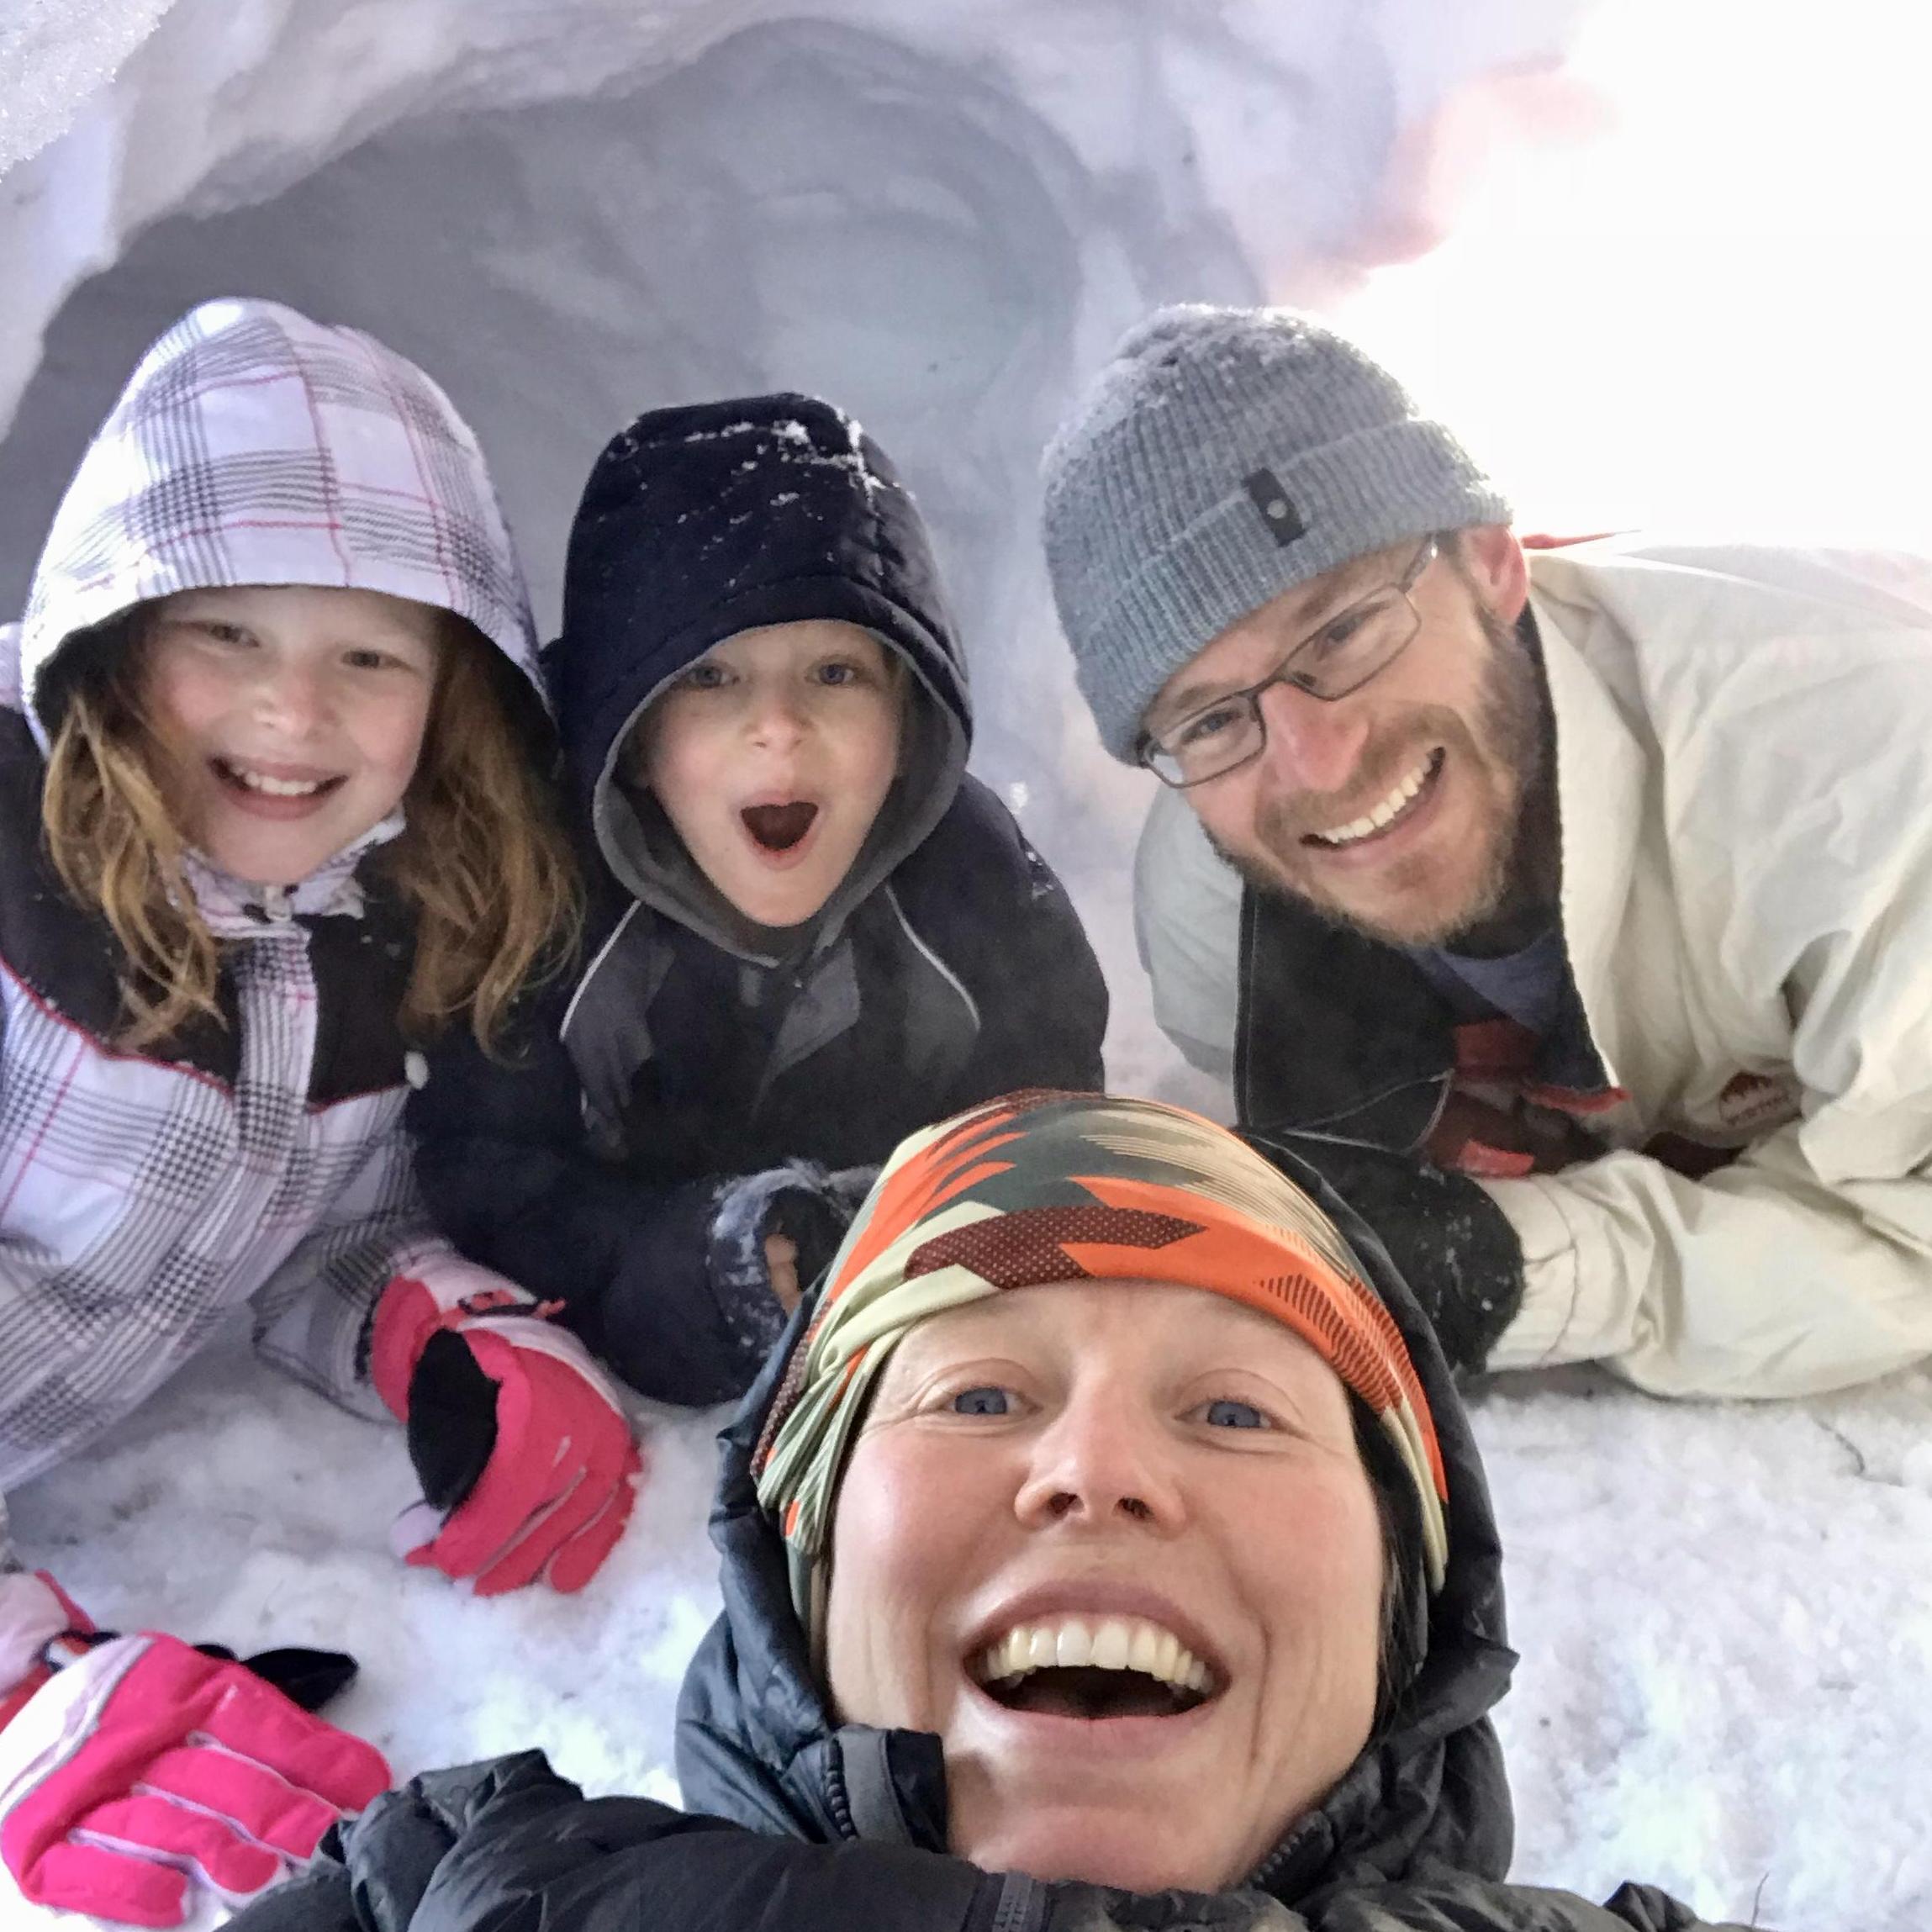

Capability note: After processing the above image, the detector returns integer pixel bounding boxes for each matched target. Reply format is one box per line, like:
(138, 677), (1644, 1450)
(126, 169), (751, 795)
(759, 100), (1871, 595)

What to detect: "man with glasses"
(1043, 303), (1932, 1397)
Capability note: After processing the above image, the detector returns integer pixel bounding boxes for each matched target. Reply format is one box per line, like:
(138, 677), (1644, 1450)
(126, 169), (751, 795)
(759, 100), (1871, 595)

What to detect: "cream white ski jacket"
(1135, 538), (1932, 1397)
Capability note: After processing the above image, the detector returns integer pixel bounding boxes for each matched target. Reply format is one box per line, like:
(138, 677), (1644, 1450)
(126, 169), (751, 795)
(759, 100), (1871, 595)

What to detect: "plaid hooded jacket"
(0, 298), (547, 1505)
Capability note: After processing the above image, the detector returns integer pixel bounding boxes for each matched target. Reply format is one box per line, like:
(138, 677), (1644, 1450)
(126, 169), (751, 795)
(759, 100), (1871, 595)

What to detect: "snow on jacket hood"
(550, 393), (970, 962)
(14, 296), (543, 744)
(675, 1143), (1520, 1904)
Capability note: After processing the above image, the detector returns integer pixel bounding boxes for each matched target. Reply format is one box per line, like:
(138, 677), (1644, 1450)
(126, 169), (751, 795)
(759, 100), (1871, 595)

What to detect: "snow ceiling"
(0, 0), (1590, 812)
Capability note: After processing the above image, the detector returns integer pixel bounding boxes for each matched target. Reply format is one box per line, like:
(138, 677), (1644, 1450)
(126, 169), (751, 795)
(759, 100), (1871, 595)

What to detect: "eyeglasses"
(1138, 538), (1438, 789)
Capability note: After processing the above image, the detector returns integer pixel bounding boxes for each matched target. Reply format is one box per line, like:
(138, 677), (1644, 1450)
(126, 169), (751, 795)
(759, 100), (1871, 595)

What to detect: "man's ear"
(1455, 524), (1529, 624)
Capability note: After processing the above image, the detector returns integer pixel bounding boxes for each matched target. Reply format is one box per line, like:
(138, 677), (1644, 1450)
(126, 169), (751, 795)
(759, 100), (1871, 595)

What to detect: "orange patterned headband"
(754, 1090), (1448, 1635)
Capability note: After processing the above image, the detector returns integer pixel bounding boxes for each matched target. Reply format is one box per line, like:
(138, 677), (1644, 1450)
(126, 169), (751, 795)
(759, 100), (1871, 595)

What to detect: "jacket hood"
(675, 1145), (1519, 1899)
(17, 297), (542, 747)
(551, 393), (970, 962)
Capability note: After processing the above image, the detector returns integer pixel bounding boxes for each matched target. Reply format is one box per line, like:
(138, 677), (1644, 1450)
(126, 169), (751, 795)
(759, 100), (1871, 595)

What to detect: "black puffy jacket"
(409, 395), (1106, 1406)
(230, 1160), (1748, 1932)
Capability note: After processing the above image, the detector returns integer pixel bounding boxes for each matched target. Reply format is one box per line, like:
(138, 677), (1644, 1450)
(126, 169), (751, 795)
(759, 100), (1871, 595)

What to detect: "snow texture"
(14, 1327), (1929, 1930)
(3, 3), (1929, 1929)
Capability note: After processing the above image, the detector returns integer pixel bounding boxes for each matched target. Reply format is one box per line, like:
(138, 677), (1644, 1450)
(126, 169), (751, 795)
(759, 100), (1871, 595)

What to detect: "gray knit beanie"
(1043, 305), (1512, 762)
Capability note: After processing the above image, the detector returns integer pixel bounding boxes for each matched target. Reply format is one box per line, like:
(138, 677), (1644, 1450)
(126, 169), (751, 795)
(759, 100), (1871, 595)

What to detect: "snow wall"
(4, 7), (1930, 1930)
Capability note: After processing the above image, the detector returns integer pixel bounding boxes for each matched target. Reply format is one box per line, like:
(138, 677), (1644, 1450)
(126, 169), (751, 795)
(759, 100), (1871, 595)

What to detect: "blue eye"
(1201, 1399), (1268, 1430)
(814, 661), (858, 686)
(950, 1386), (1012, 1417)
(682, 661), (729, 690)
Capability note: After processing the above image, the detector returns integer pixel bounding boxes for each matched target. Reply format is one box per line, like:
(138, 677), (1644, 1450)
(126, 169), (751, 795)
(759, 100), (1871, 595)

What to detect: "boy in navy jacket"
(410, 396), (1107, 1403)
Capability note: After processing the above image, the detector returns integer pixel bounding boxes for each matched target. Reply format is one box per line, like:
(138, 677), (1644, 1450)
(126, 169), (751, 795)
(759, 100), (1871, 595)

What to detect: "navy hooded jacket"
(409, 396), (1107, 1406)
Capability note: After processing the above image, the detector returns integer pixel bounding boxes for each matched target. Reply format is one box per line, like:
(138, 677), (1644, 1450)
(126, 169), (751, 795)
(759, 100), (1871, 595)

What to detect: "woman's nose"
(1253, 679), (1370, 797)
(1012, 1391), (1184, 1533)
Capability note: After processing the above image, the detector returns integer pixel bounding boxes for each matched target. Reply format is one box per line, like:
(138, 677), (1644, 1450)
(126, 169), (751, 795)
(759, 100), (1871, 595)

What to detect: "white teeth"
(224, 762), (329, 798)
(1153, 1628), (1180, 1682)
(974, 1614), (1214, 1697)
(1311, 752), (1435, 847)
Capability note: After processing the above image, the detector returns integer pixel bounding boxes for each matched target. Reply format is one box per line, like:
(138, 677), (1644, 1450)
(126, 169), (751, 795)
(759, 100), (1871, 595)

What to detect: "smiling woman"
(236, 1091), (1750, 1932)
(819, 1278), (1389, 1892)
(738, 1090), (1449, 1897)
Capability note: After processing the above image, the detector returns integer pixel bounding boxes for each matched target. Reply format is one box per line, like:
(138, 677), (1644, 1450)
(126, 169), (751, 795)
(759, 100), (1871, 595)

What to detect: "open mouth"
(212, 757), (344, 802)
(1302, 747), (1443, 850)
(741, 801), (818, 853)
(970, 1615), (1217, 1721)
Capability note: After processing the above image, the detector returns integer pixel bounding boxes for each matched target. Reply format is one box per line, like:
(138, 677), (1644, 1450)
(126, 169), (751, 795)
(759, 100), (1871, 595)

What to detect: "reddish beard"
(1212, 609), (1548, 948)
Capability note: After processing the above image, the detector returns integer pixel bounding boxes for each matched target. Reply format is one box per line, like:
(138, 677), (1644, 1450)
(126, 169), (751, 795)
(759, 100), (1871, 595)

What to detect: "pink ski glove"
(0, 1633), (388, 1927)
(372, 1266), (643, 1597)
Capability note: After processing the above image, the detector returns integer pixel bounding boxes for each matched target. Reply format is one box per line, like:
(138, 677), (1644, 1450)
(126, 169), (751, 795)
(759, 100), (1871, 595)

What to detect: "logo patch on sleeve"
(1715, 1069), (1801, 1132)
(1243, 467), (1305, 545)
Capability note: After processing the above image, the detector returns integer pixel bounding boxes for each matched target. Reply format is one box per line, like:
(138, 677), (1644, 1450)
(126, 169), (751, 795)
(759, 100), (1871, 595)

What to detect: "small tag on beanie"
(1243, 468), (1304, 545)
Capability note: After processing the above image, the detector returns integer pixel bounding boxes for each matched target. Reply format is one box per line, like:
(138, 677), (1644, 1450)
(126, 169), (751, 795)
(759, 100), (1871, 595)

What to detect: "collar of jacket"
(1521, 575), (1650, 1101)
(178, 809), (404, 939)
(560, 899), (874, 1151)
(558, 878), (983, 1153)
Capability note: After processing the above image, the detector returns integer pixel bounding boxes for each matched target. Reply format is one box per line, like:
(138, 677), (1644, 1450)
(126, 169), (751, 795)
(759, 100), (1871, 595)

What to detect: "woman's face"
(821, 1280), (1384, 1894)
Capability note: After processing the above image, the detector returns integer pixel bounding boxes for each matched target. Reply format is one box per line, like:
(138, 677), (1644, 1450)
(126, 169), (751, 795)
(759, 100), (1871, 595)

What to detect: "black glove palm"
(1253, 1136), (1526, 1373)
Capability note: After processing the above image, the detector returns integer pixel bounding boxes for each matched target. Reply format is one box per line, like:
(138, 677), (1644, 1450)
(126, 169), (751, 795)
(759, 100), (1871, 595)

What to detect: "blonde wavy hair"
(40, 607), (579, 1054)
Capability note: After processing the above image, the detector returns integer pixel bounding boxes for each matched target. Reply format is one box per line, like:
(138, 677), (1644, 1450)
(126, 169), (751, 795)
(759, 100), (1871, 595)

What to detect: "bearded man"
(1043, 304), (1932, 1397)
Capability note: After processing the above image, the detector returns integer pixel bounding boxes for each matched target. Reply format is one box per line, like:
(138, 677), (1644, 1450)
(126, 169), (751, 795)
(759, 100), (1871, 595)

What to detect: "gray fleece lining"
(589, 634), (968, 966)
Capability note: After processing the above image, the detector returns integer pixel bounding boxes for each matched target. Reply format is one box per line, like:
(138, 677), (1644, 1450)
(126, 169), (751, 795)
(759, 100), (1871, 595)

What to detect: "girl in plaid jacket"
(0, 300), (643, 1652)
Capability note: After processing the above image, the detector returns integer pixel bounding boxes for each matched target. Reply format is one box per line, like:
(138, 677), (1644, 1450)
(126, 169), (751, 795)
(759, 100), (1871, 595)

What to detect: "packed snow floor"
(12, 1243), (1930, 1931)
